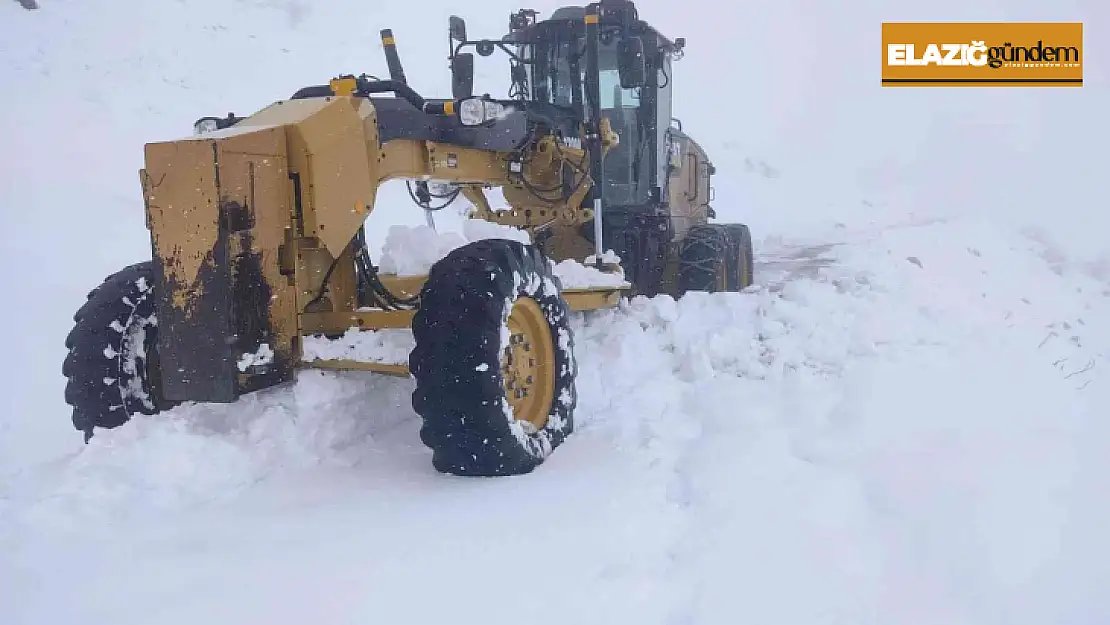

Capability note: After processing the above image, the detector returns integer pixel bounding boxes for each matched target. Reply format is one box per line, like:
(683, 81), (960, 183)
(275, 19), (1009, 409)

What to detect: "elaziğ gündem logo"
(881, 22), (1083, 86)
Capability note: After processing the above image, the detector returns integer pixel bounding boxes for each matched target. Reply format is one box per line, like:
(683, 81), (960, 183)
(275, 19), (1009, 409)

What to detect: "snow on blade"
(552, 258), (629, 289)
(585, 249), (622, 265)
(301, 328), (414, 365)
(237, 343), (275, 372)
(376, 220), (625, 289)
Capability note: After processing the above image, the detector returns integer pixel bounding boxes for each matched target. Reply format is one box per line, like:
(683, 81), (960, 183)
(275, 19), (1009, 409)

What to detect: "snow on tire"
(63, 261), (175, 441)
(409, 238), (577, 477)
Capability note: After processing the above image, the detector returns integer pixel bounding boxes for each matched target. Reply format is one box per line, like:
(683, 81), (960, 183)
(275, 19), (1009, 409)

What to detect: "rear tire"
(63, 262), (176, 441)
(677, 223), (755, 295)
(409, 238), (577, 477)
(677, 224), (731, 294)
(722, 223), (755, 289)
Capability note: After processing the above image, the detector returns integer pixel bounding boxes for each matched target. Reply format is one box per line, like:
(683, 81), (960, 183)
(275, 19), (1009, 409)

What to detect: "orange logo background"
(882, 22), (1083, 87)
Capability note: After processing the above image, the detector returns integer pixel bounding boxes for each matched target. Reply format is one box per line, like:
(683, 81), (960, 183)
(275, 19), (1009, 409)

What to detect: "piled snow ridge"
(2, 369), (418, 526)
(377, 220), (530, 277)
(7, 218), (1107, 519)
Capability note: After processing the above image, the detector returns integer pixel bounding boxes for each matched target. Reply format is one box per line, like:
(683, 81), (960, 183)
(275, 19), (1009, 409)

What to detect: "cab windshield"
(529, 34), (652, 207)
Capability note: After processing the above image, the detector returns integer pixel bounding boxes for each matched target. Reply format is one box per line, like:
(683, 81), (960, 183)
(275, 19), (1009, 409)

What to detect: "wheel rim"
(501, 296), (555, 430)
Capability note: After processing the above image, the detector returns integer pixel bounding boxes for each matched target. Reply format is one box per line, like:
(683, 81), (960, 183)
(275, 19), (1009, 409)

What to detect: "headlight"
(483, 100), (506, 120)
(193, 117), (220, 135)
(457, 97), (506, 126)
(458, 98), (486, 126)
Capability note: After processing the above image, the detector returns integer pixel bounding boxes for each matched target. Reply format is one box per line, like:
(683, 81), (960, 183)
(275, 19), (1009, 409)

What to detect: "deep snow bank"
(3, 216), (1107, 624)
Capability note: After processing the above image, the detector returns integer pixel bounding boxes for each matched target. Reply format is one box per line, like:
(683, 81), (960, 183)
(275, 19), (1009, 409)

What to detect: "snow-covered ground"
(4, 216), (1108, 624)
(2, 1), (1108, 624)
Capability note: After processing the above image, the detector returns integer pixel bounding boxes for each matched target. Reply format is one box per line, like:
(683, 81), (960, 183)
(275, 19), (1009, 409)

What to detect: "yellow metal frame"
(297, 283), (627, 375)
(141, 84), (629, 393)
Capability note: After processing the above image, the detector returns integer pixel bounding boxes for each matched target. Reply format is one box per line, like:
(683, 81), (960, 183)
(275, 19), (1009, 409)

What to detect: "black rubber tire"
(722, 223), (755, 289)
(677, 224), (732, 294)
(409, 238), (577, 477)
(63, 261), (176, 441)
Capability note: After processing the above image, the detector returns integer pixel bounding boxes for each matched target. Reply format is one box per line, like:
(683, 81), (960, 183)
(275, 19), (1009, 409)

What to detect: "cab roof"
(503, 4), (680, 53)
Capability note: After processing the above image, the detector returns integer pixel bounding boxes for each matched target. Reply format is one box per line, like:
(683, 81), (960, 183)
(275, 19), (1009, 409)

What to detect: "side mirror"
(449, 16), (467, 42)
(673, 37), (687, 60)
(451, 52), (475, 100)
(475, 40), (496, 57)
(617, 37), (647, 88)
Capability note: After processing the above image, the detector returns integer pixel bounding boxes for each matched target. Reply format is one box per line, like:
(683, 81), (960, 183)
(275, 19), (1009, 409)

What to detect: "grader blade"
(143, 127), (297, 403)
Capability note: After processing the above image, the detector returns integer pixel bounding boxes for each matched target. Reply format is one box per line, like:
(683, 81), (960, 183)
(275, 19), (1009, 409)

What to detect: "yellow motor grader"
(63, 0), (754, 476)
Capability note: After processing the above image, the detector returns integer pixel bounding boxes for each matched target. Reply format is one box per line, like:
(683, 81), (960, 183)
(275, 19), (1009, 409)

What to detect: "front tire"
(409, 238), (577, 477)
(63, 261), (175, 441)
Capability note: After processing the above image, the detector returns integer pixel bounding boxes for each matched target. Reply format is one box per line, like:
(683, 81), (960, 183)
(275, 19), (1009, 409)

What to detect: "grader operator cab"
(63, 0), (755, 477)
